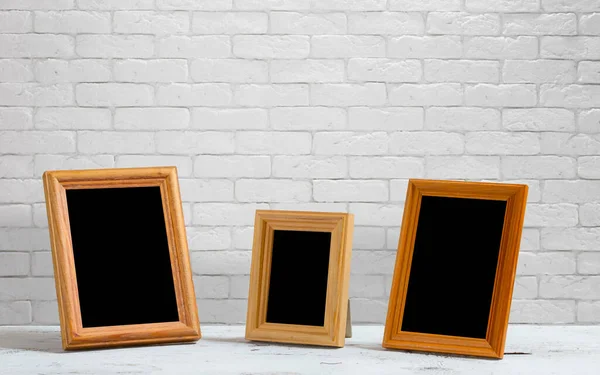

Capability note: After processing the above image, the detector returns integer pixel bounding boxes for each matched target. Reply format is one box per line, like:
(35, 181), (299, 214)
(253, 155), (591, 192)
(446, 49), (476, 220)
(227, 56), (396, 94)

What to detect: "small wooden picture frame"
(383, 179), (528, 359)
(245, 210), (354, 347)
(43, 167), (200, 350)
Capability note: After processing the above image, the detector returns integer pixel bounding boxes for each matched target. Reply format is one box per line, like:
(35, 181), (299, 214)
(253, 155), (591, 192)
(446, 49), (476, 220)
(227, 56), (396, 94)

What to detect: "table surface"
(1, 325), (599, 374)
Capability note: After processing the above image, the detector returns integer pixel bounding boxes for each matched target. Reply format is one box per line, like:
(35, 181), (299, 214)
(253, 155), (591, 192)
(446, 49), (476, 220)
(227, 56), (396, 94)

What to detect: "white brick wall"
(0, 1), (598, 326)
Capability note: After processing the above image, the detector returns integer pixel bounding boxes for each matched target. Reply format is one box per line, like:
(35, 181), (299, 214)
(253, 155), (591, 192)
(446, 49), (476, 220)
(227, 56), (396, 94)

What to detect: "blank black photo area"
(401, 196), (507, 339)
(66, 186), (180, 328)
(266, 230), (332, 327)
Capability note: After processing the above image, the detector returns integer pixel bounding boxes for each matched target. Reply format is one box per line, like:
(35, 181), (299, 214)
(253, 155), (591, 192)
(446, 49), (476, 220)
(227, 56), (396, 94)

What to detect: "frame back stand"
(345, 300), (352, 338)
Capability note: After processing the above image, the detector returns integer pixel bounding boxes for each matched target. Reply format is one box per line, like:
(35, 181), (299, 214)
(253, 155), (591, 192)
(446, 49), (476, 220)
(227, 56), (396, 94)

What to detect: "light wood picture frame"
(43, 167), (200, 350)
(245, 210), (354, 348)
(383, 179), (528, 359)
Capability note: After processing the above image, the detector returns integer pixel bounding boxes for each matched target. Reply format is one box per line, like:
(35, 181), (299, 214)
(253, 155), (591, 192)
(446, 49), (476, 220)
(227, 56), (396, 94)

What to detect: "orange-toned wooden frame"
(245, 210), (354, 347)
(383, 179), (528, 359)
(43, 167), (200, 350)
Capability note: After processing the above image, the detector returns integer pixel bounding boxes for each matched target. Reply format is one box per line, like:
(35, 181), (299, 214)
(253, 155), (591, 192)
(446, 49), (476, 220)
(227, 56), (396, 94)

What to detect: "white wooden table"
(1, 325), (599, 374)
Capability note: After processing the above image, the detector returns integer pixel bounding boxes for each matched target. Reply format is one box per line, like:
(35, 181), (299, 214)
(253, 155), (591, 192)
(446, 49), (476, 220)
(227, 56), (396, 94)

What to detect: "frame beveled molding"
(43, 166), (200, 350)
(383, 179), (528, 359)
(245, 210), (354, 348)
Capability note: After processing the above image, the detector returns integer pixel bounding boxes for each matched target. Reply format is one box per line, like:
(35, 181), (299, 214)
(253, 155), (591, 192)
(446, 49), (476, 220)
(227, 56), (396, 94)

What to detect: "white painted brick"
(0, 59), (33, 82)
(578, 253), (600, 274)
(542, 0), (600, 11)
(34, 155), (114, 176)
(114, 11), (189, 35)
(349, 107), (423, 131)
(425, 60), (499, 83)
(544, 181), (600, 203)
(542, 227), (600, 250)
(232, 227), (253, 250)
(541, 84), (600, 108)
(0, 228), (49, 250)
(76, 83), (153, 107)
(0, 253), (29, 276)
(389, 83), (462, 106)
(427, 12), (500, 35)
(35, 108), (110, 130)
(187, 227), (231, 251)
(579, 156), (600, 179)
(272, 60), (344, 83)
(34, 59), (110, 83)
(193, 12), (267, 34)
(236, 131), (311, 154)
(311, 36), (385, 58)
(0, 11), (32, 33)
(236, 179), (311, 202)
(0, 205), (32, 227)
(76, 35), (153, 58)
(465, 36), (538, 59)
(32, 252), (52, 276)
(180, 179), (233, 202)
(183, 203), (192, 226)
(541, 133), (600, 155)
(78, 131), (154, 154)
(79, 0), (154, 10)
(540, 276), (600, 299)
(314, 180), (388, 202)
(578, 301), (600, 323)
(0, 302), (31, 325)
(313, 132), (388, 155)
(349, 157), (423, 178)
(426, 107), (500, 131)
(234, 84), (308, 107)
(466, 0), (539, 12)
(115, 108), (189, 130)
(157, 0), (232, 10)
(502, 156), (576, 179)
(115, 155), (193, 177)
(114, 59), (188, 83)
(194, 203), (268, 226)
(350, 298), (387, 323)
(351, 251), (396, 274)
(0, 156), (34, 178)
(0, 131), (74, 154)
(390, 179), (410, 201)
(271, 107), (345, 130)
(390, 132), (464, 155)
(348, 59), (421, 83)
(156, 131), (234, 155)
(157, 36), (231, 58)
(541, 37), (600, 59)
(312, 83), (386, 106)
(270, 202), (347, 213)
(0, 0), (73, 10)
(580, 13), (600, 35)
(349, 203), (404, 226)
(524, 204), (579, 227)
(501, 179), (541, 203)
(0, 107), (32, 130)
(233, 35), (309, 59)
(272, 156), (347, 178)
(503, 108), (575, 132)
(465, 84), (537, 107)
(0, 34), (73, 57)
(521, 228), (541, 251)
(580, 203), (600, 227)
(195, 155), (270, 178)
(513, 276), (538, 299)
(387, 227), (402, 249)
(197, 299), (246, 324)
(578, 61), (600, 83)
(235, 0), (310, 10)
(348, 12), (424, 35)
(350, 275), (385, 298)
(503, 60), (575, 84)
(510, 300), (575, 323)
(466, 132), (540, 155)
(579, 109), (600, 133)
(426, 156), (500, 179)
(388, 36), (462, 58)
(503, 13), (577, 35)
(191, 59), (267, 83)
(193, 276), (229, 299)
(192, 108), (267, 130)
(271, 12), (346, 35)
(0, 83), (73, 106)
(351, 227), (385, 250)
(35, 11), (110, 33)
(33, 204), (47, 228)
(312, 0), (387, 10)
(390, 0), (461, 11)
(157, 83), (232, 107)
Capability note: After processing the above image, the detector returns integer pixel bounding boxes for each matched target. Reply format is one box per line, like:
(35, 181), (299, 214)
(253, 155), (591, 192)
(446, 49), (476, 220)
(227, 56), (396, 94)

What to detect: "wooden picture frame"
(245, 210), (354, 347)
(43, 167), (200, 350)
(383, 179), (528, 359)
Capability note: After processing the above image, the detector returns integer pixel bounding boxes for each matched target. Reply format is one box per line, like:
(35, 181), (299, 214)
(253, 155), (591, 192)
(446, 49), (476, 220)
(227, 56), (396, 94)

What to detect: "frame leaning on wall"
(43, 167), (200, 350)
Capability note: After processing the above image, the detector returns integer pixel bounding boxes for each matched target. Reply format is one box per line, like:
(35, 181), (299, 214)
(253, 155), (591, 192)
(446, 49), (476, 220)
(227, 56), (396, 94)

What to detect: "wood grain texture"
(42, 167), (200, 350)
(383, 179), (528, 359)
(245, 210), (354, 348)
